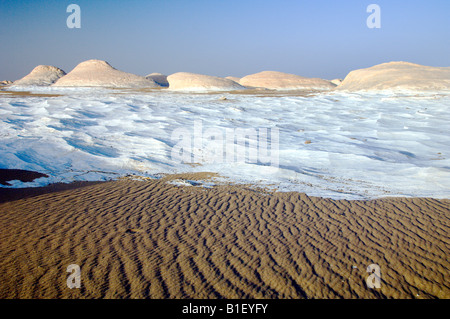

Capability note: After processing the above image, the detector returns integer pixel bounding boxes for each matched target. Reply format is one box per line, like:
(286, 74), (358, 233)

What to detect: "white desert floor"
(0, 87), (449, 200)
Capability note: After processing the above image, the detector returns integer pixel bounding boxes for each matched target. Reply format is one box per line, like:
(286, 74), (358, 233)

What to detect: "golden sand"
(0, 173), (449, 299)
(0, 90), (62, 98)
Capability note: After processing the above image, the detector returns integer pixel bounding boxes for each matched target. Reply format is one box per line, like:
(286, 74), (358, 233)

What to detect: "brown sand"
(0, 173), (449, 299)
(0, 90), (62, 98)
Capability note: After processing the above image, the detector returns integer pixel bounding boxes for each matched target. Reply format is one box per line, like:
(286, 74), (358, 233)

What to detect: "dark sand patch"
(0, 90), (62, 98)
(0, 169), (48, 186)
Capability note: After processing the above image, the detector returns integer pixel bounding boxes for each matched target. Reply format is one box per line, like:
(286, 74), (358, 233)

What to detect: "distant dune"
(12, 65), (66, 87)
(53, 59), (160, 88)
(336, 61), (450, 91)
(239, 71), (336, 90)
(167, 72), (245, 91)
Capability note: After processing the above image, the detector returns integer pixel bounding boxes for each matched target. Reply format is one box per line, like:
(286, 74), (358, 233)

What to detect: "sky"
(1, 0), (449, 81)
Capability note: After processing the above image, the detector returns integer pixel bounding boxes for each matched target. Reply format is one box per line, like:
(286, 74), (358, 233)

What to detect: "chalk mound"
(0, 80), (12, 86)
(225, 76), (241, 83)
(331, 79), (343, 86)
(336, 61), (450, 91)
(12, 65), (66, 87)
(167, 72), (245, 91)
(145, 73), (169, 87)
(239, 71), (335, 90)
(53, 60), (159, 88)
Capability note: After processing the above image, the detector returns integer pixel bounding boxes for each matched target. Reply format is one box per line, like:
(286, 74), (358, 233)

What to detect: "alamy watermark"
(66, 4), (81, 29)
(66, 264), (81, 289)
(367, 4), (381, 29)
(171, 120), (279, 167)
(65, 4), (378, 30)
(366, 264), (381, 289)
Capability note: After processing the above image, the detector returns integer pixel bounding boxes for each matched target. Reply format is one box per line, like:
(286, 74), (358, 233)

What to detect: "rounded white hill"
(336, 61), (450, 91)
(53, 60), (159, 88)
(239, 71), (336, 90)
(167, 72), (245, 91)
(12, 65), (66, 87)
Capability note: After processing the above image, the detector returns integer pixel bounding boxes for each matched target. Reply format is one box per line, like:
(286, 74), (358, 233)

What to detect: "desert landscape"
(0, 58), (449, 299)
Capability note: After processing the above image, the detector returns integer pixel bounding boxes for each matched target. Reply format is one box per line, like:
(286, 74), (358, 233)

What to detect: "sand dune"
(336, 61), (450, 91)
(0, 173), (448, 299)
(239, 71), (336, 90)
(53, 59), (159, 88)
(167, 72), (245, 91)
(11, 65), (66, 87)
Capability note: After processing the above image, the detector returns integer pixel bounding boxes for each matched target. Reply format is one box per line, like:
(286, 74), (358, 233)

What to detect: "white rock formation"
(167, 72), (245, 91)
(331, 79), (342, 86)
(12, 65), (66, 86)
(239, 71), (335, 90)
(145, 73), (169, 87)
(225, 76), (241, 83)
(0, 80), (12, 86)
(53, 59), (159, 88)
(335, 61), (450, 91)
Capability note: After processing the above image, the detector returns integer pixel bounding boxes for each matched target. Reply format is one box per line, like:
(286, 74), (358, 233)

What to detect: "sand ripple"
(0, 174), (449, 298)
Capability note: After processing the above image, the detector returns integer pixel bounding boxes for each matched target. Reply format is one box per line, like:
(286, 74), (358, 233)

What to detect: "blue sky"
(1, 0), (449, 81)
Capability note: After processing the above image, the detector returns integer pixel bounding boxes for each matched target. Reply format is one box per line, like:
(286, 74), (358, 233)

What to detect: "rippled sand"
(0, 173), (449, 299)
